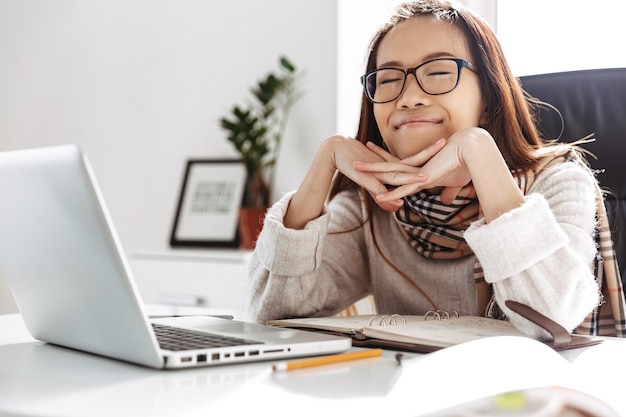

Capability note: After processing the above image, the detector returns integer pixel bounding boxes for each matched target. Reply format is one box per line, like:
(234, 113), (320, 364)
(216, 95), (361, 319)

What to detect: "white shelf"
(127, 249), (251, 313)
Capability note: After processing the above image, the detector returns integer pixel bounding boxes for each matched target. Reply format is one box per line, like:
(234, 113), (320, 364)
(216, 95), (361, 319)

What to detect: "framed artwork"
(170, 159), (246, 247)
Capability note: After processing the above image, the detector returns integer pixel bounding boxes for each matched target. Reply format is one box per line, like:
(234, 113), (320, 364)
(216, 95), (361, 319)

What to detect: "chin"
(390, 140), (438, 159)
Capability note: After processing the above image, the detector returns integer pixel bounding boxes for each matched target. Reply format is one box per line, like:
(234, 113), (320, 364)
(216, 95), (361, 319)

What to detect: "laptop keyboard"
(152, 323), (264, 351)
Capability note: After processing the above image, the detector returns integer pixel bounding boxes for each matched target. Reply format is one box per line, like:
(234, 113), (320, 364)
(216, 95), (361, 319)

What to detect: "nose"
(396, 73), (430, 108)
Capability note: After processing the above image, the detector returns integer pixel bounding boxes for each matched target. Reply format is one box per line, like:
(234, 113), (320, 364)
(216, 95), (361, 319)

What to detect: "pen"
(272, 348), (383, 372)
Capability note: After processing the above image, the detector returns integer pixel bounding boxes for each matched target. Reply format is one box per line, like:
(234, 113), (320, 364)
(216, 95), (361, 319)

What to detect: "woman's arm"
(284, 135), (408, 230)
(353, 129), (599, 335)
(247, 132), (409, 322)
(465, 162), (599, 337)
(245, 190), (372, 324)
(452, 128), (525, 223)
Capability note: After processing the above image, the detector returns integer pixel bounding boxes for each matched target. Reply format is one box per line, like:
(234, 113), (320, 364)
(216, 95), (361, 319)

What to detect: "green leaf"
(280, 56), (296, 73)
(218, 55), (302, 206)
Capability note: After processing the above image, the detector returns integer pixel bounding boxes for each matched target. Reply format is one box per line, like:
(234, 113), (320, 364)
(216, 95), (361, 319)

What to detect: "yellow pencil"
(272, 348), (383, 372)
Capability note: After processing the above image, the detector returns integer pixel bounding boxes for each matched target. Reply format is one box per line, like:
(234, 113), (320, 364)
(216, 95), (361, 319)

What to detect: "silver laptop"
(0, 145), (350, 369)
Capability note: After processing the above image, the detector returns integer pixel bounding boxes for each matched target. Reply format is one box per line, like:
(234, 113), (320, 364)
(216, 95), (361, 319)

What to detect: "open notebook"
(0, 145), (351, 369)
(268, 301), (602, 353)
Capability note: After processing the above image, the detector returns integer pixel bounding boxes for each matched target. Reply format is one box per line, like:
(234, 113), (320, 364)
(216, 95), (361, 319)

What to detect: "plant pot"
(238, 206), (267, 250)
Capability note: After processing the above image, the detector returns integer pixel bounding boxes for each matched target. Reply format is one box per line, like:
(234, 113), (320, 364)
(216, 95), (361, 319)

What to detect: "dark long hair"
(330, 0), (546, 200)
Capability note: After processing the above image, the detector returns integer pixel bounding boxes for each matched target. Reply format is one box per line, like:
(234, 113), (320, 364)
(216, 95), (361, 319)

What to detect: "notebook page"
(362, 316), (528, 348)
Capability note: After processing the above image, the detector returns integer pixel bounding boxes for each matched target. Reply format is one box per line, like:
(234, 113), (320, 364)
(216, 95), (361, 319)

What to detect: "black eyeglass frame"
(360, 57), (477, 104)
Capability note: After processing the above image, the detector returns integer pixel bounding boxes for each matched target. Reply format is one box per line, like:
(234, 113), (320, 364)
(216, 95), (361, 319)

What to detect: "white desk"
(1, 312), (625, 417)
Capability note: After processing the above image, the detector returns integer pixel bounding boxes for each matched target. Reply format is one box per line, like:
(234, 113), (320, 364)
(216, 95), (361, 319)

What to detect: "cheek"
(450, 75), (485, 126)
(466, 85), (486, 125)
(373, 106), (392, 137)
(372, 107), (399, 154)
(464, 104), (483, 126)
(448, 95), (484, 129)
(466, 90), (485, 124)
(373, 106), (385, 129)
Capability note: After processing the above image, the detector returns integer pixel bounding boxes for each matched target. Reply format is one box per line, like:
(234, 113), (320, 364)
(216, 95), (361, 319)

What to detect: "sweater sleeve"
(244, 190), (372, 324)
(464, 162), (600, 338)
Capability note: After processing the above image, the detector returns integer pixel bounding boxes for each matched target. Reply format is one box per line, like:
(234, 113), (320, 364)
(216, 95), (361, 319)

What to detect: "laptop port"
(249, 350), (259, 356)
(234, 352), (244, 357)
(211, 353), (220, 361)
(181, 356), (192, 363)
(197, 354), (207, 363)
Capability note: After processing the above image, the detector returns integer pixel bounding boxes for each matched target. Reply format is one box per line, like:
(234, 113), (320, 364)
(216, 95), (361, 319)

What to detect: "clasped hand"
(348, 128), (484, 212)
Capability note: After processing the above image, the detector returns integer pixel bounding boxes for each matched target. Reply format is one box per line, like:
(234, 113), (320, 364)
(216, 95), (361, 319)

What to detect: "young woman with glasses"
(245, 0), (617, 338)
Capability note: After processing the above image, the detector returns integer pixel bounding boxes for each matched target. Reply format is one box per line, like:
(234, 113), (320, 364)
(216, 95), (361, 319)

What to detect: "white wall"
(497, 0), (626, 76)
(0, 0), (338, 253)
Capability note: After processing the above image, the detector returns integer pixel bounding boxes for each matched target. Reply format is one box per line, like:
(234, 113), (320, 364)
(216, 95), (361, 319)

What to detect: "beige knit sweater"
(245, 160), (600, 338)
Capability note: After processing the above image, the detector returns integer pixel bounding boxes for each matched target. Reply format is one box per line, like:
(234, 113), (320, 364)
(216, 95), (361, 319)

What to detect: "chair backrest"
(519, 68), (626, 281)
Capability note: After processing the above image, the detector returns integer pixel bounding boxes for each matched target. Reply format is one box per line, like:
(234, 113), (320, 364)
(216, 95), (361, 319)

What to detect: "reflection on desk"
(0, 341), (269, 416)
(0, 313), (625, 417)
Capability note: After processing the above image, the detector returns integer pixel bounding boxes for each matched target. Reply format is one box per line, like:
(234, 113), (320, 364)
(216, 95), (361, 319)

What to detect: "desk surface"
(1, 312), (625, 417)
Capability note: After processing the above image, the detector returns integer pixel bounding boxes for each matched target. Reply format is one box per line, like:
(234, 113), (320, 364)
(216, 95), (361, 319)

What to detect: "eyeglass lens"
(365, 59), (462, 103)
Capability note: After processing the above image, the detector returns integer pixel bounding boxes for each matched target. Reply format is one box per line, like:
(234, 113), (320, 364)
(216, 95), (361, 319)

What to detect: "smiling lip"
(395, 116), (442, 129)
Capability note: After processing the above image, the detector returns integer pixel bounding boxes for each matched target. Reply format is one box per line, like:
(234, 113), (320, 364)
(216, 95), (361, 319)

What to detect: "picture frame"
(170, 159), (246, 247)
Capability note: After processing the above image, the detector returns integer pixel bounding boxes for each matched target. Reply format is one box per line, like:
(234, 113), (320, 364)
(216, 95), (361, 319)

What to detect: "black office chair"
(519, 68), (626, 284)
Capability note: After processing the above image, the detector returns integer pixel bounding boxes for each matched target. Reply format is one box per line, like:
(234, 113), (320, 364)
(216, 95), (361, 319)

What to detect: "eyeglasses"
(360, 58), (476, 104)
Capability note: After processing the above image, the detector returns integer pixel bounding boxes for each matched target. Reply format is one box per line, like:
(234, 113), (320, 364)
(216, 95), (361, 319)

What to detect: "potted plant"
(219, 56), (301, 249)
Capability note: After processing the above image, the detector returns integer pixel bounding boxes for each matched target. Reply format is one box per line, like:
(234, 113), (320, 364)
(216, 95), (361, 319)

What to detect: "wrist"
(284, 137), (341, 229)
(319, 135), (346, 176)
(461, 128), (525, 223)
(457, 127), (493, 166)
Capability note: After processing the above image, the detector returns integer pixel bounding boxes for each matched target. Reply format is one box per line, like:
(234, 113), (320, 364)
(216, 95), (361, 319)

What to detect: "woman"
(244, 0), (605, 338)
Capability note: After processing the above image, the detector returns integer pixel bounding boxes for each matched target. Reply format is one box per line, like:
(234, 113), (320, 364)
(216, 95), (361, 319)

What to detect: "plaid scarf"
(395, 147), (626, 337)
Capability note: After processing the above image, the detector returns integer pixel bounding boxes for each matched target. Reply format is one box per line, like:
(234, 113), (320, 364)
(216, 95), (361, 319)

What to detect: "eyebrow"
(377, 51), (459, 69)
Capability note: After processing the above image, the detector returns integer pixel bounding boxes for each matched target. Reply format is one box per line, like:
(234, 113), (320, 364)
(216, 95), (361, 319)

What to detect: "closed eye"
(380, 76), (403, 85)
(425, 71), (453, 77)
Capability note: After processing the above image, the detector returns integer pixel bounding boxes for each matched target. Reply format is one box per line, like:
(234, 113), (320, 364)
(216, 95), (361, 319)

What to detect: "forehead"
(376, 16), (470, 66)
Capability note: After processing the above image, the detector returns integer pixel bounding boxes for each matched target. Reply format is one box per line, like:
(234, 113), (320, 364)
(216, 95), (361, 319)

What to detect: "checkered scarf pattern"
(395, 148), (626, 337)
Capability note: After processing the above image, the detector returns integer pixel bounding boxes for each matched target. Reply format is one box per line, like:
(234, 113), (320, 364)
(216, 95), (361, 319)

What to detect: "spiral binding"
(424, 309), (459, 321)
(367, 314), (407, 327)
(367, 309), (461, 326)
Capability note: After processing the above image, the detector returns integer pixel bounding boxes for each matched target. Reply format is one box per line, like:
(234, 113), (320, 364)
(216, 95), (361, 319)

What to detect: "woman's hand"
(284, 134), (414, 229)
(353, 133), (468, 204)
(322, 135), (410, 212)
(354, 127), (526, 222)
(377, 129), (475, 204)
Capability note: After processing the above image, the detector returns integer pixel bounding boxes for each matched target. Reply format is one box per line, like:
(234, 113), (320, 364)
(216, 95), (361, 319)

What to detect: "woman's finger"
(366, 190), (404, 212)
(375, 182), (425, 202)
(353, 161), (427, 185)
(399, 138), (447, 166)
(440, 186), (464, 205)
(365, 142), (398, 162)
